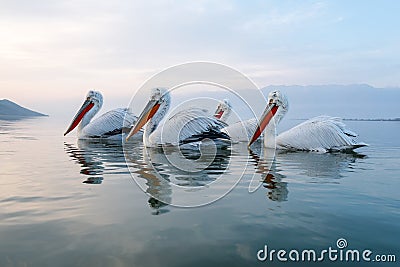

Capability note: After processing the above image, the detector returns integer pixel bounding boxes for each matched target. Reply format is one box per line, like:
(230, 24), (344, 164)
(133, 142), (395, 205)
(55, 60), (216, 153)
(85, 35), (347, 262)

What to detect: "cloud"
(0, 0), (399, 107)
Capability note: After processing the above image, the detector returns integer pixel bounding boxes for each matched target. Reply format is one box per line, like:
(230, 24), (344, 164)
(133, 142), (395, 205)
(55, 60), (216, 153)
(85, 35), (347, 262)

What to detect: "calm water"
(0, 117), (399, 266)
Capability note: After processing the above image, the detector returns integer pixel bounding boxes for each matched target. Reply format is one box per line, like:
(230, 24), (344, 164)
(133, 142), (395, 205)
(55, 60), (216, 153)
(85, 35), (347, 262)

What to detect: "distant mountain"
(261, 84), (400, 120)
(0, 99), (47, 119)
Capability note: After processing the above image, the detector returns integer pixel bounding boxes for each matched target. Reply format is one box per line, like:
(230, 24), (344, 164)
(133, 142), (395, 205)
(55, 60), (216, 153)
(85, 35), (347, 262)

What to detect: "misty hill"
(0, 99), (47, 119)
(262, 84), (400, 120)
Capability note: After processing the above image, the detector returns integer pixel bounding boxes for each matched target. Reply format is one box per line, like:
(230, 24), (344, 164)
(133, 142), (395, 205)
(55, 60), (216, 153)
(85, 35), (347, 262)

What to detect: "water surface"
(0, 117), (399, 266)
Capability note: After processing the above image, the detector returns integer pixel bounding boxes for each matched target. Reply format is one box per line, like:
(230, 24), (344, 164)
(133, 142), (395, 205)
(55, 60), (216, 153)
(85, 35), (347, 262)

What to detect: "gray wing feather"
(276, 116), (367, 152)
(81, 108), (137, 138)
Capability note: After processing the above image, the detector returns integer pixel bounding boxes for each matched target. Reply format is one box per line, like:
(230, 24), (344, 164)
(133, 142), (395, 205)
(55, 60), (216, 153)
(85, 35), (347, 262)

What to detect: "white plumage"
(64, 90), (141, 140)
(222, 118), (258, 143)
(126, 88), (230, 148)
(80, 108), (138, 140)
(276, 116), (367, 152)
(224, 90), (367, 152)
(152, 108), (228, 147)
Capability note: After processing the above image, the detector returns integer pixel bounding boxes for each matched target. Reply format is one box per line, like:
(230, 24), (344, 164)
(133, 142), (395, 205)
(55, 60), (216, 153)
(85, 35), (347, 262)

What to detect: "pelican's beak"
(248, 102), (279, 146)
(214, 109), (224, 119)
(64, 98), (94, 136)
(125, 99), (160, 141)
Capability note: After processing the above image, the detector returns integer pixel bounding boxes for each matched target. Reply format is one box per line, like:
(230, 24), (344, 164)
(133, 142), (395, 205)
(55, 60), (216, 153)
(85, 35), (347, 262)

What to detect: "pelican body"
(64, 90), (140, 140)
(126, 88), (230, 149)
(223, 90), (367, 152)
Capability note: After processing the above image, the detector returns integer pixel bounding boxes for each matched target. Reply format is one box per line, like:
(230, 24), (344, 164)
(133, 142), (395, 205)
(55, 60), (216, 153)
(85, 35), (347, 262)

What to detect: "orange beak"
(248, 103), (278, 146)
(125, 100), (160, 141)
(214, 110), (224, 119)
(64, 98), (94, 136)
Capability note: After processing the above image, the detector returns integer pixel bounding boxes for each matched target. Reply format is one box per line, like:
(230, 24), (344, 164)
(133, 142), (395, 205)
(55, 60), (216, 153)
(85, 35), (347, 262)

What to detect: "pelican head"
(64, 90), (103, 136)
(268, 90), (288, 112)
(214, 98), (232, 122)
(248, 90), (288, 146)
(126, 87), (170, 141)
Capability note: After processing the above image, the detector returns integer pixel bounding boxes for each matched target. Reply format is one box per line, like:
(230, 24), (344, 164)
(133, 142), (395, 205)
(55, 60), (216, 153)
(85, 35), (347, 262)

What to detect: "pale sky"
(1, 0), (399, 114)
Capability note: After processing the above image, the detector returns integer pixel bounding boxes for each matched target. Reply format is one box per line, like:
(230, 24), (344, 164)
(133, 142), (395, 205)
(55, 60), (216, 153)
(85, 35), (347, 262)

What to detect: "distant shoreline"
(343, 118), (400, 122)
(292, 118), (400, 122)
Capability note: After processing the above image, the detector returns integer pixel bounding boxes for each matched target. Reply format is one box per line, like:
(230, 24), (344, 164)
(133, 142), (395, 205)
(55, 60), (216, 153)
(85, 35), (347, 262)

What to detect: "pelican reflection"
(249, 147), (366, 201)
(275, 150), (366, 180)
(64, 139), (128, 184)
(124, 144), (231, 211)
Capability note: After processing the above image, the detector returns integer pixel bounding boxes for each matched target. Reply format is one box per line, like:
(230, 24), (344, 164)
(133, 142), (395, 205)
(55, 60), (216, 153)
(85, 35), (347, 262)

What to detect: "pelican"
(223, 90), (367, 152)
(125, 88), (230, 148)
(64, 90), (140, 140)
(213, 99), (232, 122)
